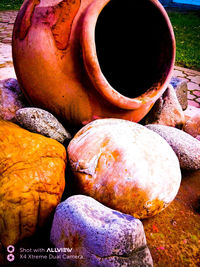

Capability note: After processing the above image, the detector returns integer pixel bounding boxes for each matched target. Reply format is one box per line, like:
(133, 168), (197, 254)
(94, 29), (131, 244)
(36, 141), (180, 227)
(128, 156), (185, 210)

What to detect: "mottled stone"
(184, 114), (200, 140)
(67, 119), (181, 219)
(146, 124), (200, 170)
(144, 85), (185, 128)
(0, 78), (26, 121)
(0, 120), (66, 247)
(183, 106), (200, 140)
(50, 195), (153, 267)
(16, 107), (71, 143)
(170, 76), (188, 110)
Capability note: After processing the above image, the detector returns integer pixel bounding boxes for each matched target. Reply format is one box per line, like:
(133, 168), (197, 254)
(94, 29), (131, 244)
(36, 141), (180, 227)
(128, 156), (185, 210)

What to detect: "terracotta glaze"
(12, 0), (175, 126)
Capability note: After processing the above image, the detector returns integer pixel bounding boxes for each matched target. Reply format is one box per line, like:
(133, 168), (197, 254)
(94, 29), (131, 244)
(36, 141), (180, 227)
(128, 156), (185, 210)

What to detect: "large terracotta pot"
(12, 0), (175, 126)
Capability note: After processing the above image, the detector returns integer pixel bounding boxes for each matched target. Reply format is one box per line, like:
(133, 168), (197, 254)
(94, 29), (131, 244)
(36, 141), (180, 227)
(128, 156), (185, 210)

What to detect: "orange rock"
(184, 106), (200, 139)
(0, 120), (66, 247)
(184, 114), (200, 138)
(67, 119), (181, 219)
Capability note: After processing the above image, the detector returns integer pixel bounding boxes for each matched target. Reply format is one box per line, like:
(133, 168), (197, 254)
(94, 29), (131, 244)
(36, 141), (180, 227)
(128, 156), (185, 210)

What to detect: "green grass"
(0, 0), (23, 11)
(0, 2), (199, 71)
(168, 10), (200, 71)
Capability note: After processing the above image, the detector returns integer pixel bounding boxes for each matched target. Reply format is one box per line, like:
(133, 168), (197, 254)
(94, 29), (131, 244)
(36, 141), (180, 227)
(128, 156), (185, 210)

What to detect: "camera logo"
(7, 245), (15, 262)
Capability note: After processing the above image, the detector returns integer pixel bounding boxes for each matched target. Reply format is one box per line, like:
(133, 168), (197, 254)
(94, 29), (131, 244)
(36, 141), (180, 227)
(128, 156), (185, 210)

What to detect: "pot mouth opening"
(82, 0), (175, 109)
(95, 0), (174, 98)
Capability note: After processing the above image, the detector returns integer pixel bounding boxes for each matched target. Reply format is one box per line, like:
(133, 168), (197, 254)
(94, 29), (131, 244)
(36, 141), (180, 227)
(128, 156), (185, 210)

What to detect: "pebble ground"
(0, 10), (199, 108)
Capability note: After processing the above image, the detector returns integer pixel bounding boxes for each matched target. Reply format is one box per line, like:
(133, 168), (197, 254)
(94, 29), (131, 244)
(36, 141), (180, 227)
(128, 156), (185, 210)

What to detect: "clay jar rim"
(81, 0), (176, 110)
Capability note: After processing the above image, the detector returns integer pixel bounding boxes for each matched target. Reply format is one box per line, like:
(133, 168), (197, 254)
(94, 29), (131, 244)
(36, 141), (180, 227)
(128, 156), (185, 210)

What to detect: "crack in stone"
(83, 245), (149, 260)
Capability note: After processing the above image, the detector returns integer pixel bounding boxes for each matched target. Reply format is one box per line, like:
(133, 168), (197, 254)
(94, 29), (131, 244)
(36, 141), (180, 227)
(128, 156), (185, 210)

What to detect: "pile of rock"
(0, 76), (199, 267)
(144, 76), (200, 140)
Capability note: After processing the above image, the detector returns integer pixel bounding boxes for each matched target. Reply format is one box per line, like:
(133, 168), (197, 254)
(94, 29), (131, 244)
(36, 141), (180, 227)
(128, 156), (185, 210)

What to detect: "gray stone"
(0, 78), (27, 121)
(50, 195), (153, 267)
(16, 107), (71, 143)
(146, 124), (200, 170)
(170, 76), (188, 110)
(144, 85), (185, 129)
